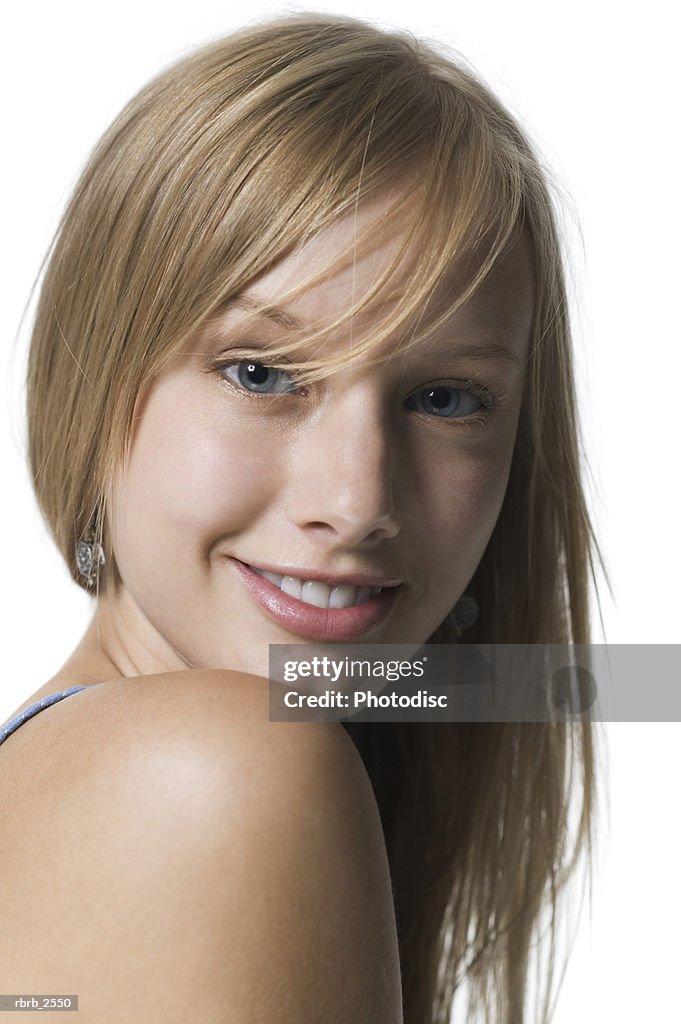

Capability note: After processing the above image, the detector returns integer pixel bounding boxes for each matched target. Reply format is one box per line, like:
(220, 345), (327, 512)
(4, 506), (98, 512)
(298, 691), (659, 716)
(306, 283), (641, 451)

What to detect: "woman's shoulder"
(87, 667), (365, 805)
(0, 670), (402, 1021)
(1, 667), (358, 819)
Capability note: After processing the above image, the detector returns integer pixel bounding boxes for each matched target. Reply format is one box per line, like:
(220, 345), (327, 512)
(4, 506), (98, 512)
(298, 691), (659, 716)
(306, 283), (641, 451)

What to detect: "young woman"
(0, 13), (605, 1023)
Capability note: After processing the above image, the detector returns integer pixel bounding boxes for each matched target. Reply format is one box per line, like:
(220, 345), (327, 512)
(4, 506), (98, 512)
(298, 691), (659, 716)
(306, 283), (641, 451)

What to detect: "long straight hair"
(26, 14), (607, 1022)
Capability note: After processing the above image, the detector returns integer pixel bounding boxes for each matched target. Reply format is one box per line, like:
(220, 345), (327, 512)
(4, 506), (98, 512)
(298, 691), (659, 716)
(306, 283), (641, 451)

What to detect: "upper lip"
(234, 558), (403, 589)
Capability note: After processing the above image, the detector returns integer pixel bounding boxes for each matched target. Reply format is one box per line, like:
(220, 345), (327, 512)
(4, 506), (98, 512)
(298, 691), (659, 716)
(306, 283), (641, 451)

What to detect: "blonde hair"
(26, 13), (607, 1023)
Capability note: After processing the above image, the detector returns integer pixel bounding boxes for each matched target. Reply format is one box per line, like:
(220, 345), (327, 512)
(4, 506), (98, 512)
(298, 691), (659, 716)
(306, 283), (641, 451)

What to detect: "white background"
(1, 2), (679, 1020)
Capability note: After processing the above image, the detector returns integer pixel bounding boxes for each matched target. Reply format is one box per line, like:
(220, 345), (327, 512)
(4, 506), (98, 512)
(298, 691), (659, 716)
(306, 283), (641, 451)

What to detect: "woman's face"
(104, 190), (534, 678)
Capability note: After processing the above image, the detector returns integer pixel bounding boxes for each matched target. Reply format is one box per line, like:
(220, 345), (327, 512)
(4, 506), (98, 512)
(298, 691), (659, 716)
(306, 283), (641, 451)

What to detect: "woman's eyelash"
(212, 357), (503, 424)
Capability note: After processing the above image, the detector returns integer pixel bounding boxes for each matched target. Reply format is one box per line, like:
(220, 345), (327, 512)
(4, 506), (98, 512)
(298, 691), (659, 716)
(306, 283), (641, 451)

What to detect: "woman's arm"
(0, 671), (403, 1023)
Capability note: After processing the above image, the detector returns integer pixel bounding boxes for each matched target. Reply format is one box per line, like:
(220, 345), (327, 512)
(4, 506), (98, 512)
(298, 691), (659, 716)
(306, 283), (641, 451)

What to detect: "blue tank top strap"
(0, 686), (92, 747)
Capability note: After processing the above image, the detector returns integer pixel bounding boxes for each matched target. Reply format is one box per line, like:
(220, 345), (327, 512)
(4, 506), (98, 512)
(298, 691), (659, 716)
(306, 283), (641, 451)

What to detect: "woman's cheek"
(123, 382), (283, 534)
(434, 447), (515, 580)
(161, 427), (277, 530)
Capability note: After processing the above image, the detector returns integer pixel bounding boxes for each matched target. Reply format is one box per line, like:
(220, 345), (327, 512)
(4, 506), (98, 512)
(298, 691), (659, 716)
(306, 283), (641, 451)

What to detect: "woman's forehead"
(222, 211), (535, 365)
(246, 184), (418, 313)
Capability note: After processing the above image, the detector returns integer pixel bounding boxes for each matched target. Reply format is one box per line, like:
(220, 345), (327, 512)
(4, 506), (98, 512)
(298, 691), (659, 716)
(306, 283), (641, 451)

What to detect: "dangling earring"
(446, 594), (479, 637)
(75, 529), (106, 589)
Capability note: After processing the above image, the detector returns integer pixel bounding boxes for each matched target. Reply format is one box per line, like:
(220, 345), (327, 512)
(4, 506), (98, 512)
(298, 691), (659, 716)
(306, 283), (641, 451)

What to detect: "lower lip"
(230, 559), (400, 642)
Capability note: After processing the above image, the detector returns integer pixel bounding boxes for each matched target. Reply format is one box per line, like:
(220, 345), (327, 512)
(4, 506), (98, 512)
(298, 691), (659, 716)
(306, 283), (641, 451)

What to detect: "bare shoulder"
(1, 668), (357, 798)
(0, 670), (403, 1023)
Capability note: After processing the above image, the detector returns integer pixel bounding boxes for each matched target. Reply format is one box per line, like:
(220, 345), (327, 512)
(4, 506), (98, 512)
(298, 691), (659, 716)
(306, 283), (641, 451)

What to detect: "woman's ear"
(99, 482), (120, 595)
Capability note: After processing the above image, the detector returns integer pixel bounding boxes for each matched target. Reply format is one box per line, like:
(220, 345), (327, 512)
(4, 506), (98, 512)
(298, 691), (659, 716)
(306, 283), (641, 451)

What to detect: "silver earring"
(446, 594), (479, 636)
(75, 530), (105, 588)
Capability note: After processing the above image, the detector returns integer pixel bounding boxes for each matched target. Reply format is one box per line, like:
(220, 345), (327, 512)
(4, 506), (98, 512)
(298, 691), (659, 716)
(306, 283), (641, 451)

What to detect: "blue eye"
(221, 361), (298, 394)
(405, 386), (484, 418)
(218, 362), (491, 422)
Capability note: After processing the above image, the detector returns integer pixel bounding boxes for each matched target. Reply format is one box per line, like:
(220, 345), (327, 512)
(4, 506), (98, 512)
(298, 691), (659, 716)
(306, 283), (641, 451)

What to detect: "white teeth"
(280, 576), (303, 599)
(329, 584), (356, 609)
(248, 564), (385, 609)
(301, 580), (332, 608)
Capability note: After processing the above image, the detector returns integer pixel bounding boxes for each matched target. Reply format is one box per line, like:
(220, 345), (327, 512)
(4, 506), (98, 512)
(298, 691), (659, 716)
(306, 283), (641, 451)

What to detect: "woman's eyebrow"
(225, 294), (522, 366)
(227, 294), (304, 331)
(422, 335), (522, 365)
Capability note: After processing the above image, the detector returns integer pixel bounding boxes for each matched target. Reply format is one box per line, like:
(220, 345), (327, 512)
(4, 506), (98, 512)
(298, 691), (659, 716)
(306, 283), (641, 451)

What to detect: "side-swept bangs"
(127, 17), (539, 386)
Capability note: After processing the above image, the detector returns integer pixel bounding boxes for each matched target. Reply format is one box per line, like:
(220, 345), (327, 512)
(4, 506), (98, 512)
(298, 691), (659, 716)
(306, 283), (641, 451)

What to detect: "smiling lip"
(230, 558), (401, 641)
(233, 558), (403, 589)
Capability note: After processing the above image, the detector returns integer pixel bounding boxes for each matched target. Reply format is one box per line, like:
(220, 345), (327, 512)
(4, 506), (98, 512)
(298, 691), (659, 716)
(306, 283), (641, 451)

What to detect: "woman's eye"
(405, 386), (485, 419)
(218, 364), (490, 420)
(220, 361), (298, 395)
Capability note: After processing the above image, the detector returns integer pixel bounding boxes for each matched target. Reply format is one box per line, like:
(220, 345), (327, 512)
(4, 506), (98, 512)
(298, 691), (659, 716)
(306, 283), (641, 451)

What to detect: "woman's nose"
(286, 391), (401, 548)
